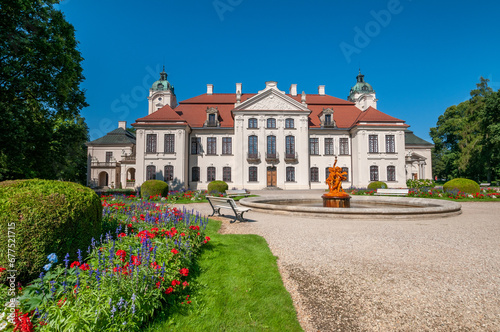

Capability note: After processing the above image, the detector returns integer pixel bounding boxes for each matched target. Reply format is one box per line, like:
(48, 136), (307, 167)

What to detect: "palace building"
(86, 70), (433, 190)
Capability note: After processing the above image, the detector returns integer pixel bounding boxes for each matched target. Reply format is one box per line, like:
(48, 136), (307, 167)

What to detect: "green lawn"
(144, 219), (303, 332)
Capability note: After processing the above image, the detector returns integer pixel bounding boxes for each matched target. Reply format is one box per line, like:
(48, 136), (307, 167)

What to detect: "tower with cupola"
(148, 67), (177, 114)
(348, 70), (377, 111)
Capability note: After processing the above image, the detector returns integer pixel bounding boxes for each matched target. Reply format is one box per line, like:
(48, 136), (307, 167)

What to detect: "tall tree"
(430, 77), (500, 182)
(0, 0), (88, 183)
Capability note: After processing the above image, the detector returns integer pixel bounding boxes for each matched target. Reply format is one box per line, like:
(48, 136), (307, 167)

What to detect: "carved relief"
(245, 96), (299, 111)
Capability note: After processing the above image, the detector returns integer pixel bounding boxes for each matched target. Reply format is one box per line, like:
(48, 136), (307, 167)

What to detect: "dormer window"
(320, 108), (336, 128)
(205, 107), (219, 127)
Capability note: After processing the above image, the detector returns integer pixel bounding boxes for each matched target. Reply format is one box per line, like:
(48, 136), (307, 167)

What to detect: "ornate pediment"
(234, 87), (310, 112)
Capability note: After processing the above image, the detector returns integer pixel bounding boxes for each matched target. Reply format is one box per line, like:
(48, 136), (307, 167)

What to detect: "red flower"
(179, 268), (189, 277)
(57, 297), (66, 307)
(80, 263), (90, 271)
(171, 248), (179, 255)
(131, 255), (141, 266)
(164, 287), (174, 294)
(171, 279), (181, 287)
(116, 249), (127, 262)
(180, 232), (185, 236)
(13, 309), (34, 332)
(151, 227), (159, 233)
(156, 281), (161, 289)
(140, 214), (145, 221)
(118, 233), (127, 238)
(127, 223), (133, 228)
(70, 261), (80, 268)
(182, 281), (189, 287)
(151, 262), (161, 270)
(0, 266), (6, 273)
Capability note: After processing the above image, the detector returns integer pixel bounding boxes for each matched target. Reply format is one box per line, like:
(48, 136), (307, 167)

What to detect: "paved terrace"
(176, 190), (500, 331)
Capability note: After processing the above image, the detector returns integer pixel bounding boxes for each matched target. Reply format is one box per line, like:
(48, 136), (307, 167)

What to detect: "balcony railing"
(284, 152), (298, 163)
(205, 120), (218, 127)
(91, 161), (117, 167)
(247, 152), (261, 163)
(265, 152), (279, 163)
(121, 155), (136, 163)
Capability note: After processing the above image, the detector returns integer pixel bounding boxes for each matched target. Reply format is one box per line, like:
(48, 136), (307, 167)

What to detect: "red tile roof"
(134, 93), (406, 129)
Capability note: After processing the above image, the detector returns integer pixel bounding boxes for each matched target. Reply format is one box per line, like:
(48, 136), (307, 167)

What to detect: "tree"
(0, 0), (88, 184)
(430, 78), (500, 182)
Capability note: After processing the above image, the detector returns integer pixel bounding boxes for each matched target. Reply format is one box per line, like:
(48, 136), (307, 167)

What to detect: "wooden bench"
(375, 188), (409, 196)
(225, 189), (250, 197)
(206, 196), (251, 223)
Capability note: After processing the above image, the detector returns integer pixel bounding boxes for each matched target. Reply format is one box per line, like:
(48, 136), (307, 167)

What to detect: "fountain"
(323, 157), (350, 208)
(239, 156), (462, 219)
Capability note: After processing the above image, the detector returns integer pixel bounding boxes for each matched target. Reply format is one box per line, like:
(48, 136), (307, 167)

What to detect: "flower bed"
(349, 187), (500, 201)
(0, 195), (210, 331)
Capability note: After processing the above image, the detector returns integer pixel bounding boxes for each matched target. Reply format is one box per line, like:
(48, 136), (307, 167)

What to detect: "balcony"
(121, 155), (136, 163)
(91, 161), (117, 168)
(284, 152), (298, 163)
(247, 152), (261, 163)
(205, 120), (219, 127)
(265, 152), (279, 163)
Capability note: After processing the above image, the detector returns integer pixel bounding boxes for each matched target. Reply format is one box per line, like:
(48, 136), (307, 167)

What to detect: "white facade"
(87, 71), (433, 190)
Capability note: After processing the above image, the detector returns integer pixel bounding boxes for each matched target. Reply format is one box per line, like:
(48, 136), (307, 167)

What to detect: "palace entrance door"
(267, 166), (277, 187)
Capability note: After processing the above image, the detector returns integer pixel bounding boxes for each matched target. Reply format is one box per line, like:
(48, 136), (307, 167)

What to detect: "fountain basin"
(239, 195), (462, 219)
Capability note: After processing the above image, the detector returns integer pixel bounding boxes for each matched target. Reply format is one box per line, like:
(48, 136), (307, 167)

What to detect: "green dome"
(151, 68), (173, 91)
(350, 70), (374, 94)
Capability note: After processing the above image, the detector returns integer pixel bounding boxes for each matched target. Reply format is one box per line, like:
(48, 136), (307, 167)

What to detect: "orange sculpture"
(324, 156), (349, 197)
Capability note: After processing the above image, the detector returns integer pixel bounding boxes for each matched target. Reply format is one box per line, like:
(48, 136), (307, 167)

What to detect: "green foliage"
(0, 179), (102, 283)
(443, 178), (480, 194)
(141, 180), (169, 198)
(0, 0), (88, 183)
(430, 77), (500, 182)
(406, 179), (436, 189)
(207, 181), (228, 194)
(367, 181), (387, 190)
(144, 219), (302, 332)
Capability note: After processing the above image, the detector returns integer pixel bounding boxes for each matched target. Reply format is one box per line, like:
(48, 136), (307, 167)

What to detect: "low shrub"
(367, 181), (387, 190)
(207, 181), (228, 195)
(443, 178), (480, 194)
(406, 178), (435, 190)
(0, 179), (102, 283)
(141, 180), (169, 199)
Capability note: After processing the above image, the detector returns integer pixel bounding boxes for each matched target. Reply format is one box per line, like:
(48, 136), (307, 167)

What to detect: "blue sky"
(57, 0), (500, 142)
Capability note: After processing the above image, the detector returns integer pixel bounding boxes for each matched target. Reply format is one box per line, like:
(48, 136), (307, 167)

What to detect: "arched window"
(164, 165), (173, 181)
(286, 167), (295, 182)
(285, 136), (295, 158)
(249, 166), (258, 182)
(223, 167), (231, 182)
(267, 118), (276, 128)
(342, 167), (349, 182)
(146, 165), (156, 180)
(248, 135), (258, 157)
(207, 166), (216, 182)
(192, 167), (200, 182)
(248, 118), (258, 128)
(267, 135), (276, 157)
(387, 166), (396, 181)
(285, 118), (294, 129)
(310, 167), (319, 182)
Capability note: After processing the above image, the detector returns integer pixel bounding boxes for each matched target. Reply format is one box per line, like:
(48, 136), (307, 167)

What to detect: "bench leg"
(209, 207), (221, 217)
(233, 211), (246, 223)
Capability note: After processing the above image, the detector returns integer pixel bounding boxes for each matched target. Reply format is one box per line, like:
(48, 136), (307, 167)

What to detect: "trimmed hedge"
(367, 181), (387, 190)
(0, 179), (102, 283)
(208, 181), (228, 194)
(443, 178), (480, 194)
(141, 180), (169, 198)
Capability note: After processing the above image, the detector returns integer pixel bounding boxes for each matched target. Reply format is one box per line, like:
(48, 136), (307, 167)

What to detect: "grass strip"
(144, 219), (303, 332)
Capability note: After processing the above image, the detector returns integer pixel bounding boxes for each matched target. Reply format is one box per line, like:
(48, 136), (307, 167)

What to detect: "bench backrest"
(376, 188), (409, 194)
(207, 196), (236, 207)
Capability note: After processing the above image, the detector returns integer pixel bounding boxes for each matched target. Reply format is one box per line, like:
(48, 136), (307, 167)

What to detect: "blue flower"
(47, 253), (58, 264)
(43, 263), (52, 271)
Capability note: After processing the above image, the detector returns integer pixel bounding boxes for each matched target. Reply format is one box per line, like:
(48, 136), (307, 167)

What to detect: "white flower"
(492, 195), (497, 199)
(0, 311), (4, 320)
(0, 321), (8, 331)
(468, 194), (473, 198)
(438, 194), (442, 197)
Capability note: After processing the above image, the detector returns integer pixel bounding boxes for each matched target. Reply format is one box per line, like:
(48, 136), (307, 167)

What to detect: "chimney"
(290, 84), (297, 96)
(236, 83), (242, 94)
(318, 85), (325, 96)
(118, 121), (127, 129)
(207, 84), (213, 95)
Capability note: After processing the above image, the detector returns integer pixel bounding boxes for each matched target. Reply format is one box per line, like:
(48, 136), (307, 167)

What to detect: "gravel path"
(177, 193), (500, 331)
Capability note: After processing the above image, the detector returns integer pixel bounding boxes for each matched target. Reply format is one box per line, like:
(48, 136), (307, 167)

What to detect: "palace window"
(191, 167), (200, 182)
(267, 118), (276, 129)
(207, 137), (217, 155)
(285, 135), (295, 157)
(106, 151), (113, 163)
(310, 167), (319, 182)
(325, 167), (330, 180)
(386, 135), (395, 153)
(146, 165), (156, 180)
(267, 135), (276, 156)
(286, 166), (295, 182)
(309, 138), (319, 155)
(339, 138), (349, 155)
(164, 165), (173, 181)
(248, 135), (258, 157)
(223, 167), (231, 182)
(249, 166), (258, 182)
(222, 137), (232, 155)
(164, 134), (175, 154)
(146, 134), (157, 153)
(342, 167), (349, 182)
(387, 165), (396, 181)
(370, 165), (379, 181)
(285, 118), (294, 129)
(191, 137), (201, 155)
(248, 118), (258, 128)
(324, 138), (334, 155)
(207, 166), (216, 182)
(369, 135), (378, 153)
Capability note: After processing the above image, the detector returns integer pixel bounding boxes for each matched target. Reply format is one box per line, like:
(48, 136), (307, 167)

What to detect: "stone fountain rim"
(239, 195), (462, 219)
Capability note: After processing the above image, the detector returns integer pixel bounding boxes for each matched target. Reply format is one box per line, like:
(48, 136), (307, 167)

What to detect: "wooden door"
(267, 166), (277, 187)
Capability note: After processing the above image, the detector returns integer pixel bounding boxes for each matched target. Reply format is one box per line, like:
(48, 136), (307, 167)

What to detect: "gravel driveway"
(177, 193), (500, 331)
